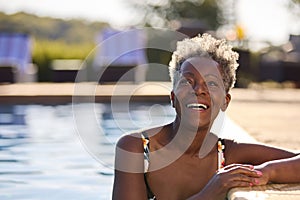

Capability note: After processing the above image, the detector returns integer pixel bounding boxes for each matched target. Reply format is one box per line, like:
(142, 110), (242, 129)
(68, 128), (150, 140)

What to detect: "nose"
(192, 81), (208, 96)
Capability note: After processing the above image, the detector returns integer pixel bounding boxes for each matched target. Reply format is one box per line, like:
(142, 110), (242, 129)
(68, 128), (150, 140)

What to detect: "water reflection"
(0, 105), (26, 125)
(0, 103), (175, 200)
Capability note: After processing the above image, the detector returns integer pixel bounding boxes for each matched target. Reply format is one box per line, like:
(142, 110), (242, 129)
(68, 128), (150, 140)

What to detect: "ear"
(221, 93), (231, 111)
(170, 91), (175, 108)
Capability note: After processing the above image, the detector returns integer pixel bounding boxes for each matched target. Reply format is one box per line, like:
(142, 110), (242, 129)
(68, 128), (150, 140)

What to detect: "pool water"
(0, 103), (175, 200)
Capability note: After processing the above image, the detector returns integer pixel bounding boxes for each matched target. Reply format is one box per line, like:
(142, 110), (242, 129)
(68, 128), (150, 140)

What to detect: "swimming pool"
(0, 103), (176, 200)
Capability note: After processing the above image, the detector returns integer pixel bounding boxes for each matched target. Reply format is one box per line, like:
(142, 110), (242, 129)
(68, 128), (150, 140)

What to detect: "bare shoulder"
(224, 139), (297, 165)
(116, 125), (168, 153)
(116, 132), (144, 153)
(113, 132), (150, 199)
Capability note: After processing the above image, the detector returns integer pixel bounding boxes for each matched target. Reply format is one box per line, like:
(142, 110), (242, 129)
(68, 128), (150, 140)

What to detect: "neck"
(170, 117), (217, 157)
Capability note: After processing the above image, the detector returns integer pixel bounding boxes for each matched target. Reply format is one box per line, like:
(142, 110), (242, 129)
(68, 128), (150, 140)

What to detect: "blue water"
(0, 103), (175, 200)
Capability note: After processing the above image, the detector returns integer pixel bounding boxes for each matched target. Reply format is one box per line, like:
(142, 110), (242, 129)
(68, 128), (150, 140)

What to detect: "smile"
(186, 103), (209, 111)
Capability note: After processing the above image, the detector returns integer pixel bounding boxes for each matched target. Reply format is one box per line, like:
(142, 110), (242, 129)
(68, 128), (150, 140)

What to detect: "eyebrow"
(181, 72), (221, 80)
(181, 72), (195, 77)
(204, 74), (221, 80)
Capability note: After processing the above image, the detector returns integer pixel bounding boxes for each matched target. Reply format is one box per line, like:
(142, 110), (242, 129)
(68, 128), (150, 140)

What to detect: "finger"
(228, 166), (262, 178)
(218, 174), (255, 191)
(239, 169), (262, 178)
(223, 164), (254, 171)
(230, 173), (260, 185)
(225, 179), (254, 189)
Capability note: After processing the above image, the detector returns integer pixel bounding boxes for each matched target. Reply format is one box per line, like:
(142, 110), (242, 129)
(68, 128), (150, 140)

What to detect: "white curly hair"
(169, 33), (239, 93)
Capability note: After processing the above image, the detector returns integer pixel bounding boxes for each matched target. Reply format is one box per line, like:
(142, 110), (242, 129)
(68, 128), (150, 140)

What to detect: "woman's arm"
(225, 140), (298, 166)
(226, 140), (300, 185)
(255, 154), (300, 185)
(113, 170), (148, 199)
(112, 134), (148, 200)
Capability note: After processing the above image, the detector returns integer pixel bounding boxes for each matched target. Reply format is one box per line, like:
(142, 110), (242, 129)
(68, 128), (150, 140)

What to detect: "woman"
(112, 33), (300, 200)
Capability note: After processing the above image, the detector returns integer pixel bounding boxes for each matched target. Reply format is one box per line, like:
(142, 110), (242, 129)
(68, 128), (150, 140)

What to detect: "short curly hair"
(169, 33), (239, 93)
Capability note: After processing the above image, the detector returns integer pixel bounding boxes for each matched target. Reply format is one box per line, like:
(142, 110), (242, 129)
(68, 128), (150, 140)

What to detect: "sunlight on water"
(0, 103), (175, 200)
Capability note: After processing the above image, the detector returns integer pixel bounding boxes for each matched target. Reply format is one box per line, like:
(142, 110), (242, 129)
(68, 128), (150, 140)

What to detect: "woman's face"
(171, 57), (231, 130)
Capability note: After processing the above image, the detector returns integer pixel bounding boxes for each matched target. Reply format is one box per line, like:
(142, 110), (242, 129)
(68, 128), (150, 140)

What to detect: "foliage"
(0, 12), (106, 81)
(288, 0), (300, 17)
(130, 0), (224, 30)
(0, 11), (107, 43)
(32, 40), (95, 81)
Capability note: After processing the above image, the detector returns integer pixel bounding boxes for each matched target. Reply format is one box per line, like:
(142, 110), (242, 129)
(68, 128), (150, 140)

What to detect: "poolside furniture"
(0, 66), (15, 83)
(259, 34), (300, 86)
(51, 59), (86, 82)
(93, 28), (148, 83)
(0, 33), (32, 83)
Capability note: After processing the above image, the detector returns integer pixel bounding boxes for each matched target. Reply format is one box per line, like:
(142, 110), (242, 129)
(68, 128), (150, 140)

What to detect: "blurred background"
(0, 0), (299, 87)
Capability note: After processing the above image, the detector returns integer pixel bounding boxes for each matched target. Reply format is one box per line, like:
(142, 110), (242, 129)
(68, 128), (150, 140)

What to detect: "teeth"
(186, 103), (208, 110)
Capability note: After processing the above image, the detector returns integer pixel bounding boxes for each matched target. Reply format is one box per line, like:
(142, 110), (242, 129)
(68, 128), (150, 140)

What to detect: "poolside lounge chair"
(0, 33), (32, 83)
(93, 28), (148, 83)
(51, 59), (86, 82)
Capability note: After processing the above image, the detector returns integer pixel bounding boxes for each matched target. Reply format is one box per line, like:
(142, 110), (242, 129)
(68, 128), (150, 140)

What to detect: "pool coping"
(0, 82), (300, 104)
(0, 82), (172, 104)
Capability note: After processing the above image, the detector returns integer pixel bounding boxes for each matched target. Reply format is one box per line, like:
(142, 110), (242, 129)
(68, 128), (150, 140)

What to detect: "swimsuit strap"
(141, 132), (156, 199)
(141, 131), (150, 172)
(217, 138), (225, 169)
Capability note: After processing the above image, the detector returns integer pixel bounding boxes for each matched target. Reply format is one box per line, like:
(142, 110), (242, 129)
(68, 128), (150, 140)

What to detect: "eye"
(207, 81), (218, 87)
(179, 78), (193, 86)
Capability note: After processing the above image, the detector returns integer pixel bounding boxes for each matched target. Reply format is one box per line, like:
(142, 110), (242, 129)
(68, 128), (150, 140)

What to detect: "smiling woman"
(112, 33), (300, 200)
(171, 56), (230, 132)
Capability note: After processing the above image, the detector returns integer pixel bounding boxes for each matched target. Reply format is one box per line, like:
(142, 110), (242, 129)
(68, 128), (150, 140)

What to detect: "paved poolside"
(227, 88), (300, 151)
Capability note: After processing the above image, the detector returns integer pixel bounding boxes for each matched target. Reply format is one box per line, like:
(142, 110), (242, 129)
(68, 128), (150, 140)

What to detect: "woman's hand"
(253, 154), (300, 185)
(189, 164), (263, 200)
(252, 164), (270, 186)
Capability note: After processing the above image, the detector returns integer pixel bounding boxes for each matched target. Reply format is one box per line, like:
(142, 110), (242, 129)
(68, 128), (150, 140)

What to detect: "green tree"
(0, 12), (107, 44)
(130, 0), (227, 30)
(288, 0), (300, 17)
